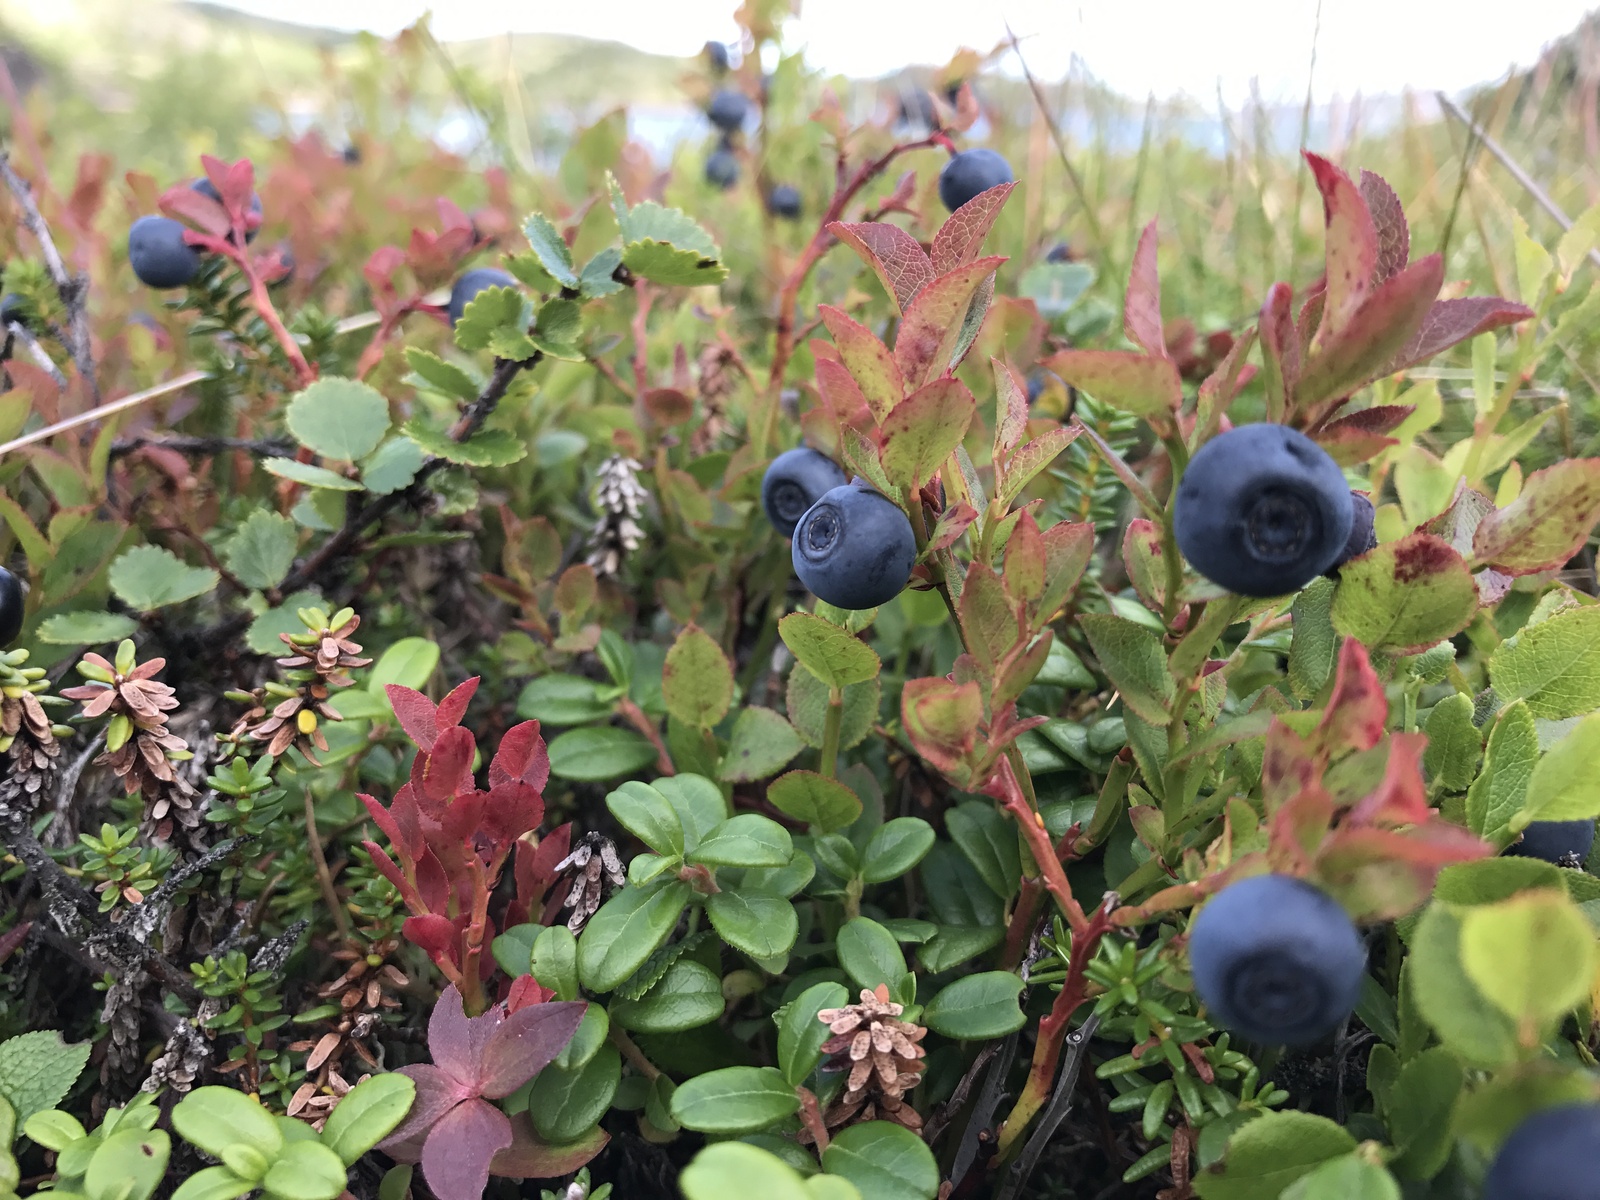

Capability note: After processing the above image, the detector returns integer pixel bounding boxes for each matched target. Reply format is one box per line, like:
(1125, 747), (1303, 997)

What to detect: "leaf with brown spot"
(1471, 458), (1600, 576)
(1330, 531), (1478, 654)
(1384, 297), (1534, 375)
(828, 222), (935, 315)
(992, 357), (1029, 458)
(893, 258), (1006, 389)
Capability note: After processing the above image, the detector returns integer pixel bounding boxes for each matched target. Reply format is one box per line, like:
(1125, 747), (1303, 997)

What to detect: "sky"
(17, 0), (1600, 105)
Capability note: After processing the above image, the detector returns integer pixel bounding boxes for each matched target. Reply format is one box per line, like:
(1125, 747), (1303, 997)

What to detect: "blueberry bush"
(5, 7), (1600, 1200)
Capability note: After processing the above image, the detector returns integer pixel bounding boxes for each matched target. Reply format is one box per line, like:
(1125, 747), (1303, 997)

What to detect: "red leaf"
(1039, 520), (1095, 616)
(1123, 221), (1166, 357)
(423, 726), (477, 804)
(1259, 282), (1299, 417)
(931, 182), (1016, 274)
(437, 677), (481, 729)
(1305, 152), (1378, 344)
(421, 1097), (514, 1200)
(1471, 458), (1600, 575)
(901, 676), (983, 774)
(360, 792), (404, 852)
(827, 221), (935, 315)
(927, 502), (978, 553)
(387, 685), (440, 750)
(1004, 510), (1047, 604)
(0, 921), (30, 967)
(379, 1064), (472, 1152)
(1041, 349), (1182, 418)
(819, 305), (904, 424)
(490, 720), (550, 792)
(1359, 170), (1409, 285)
(1314, 820), (1490, 923)
(1313, 425), (1399, 467)
(439, 789), (487, 843)
(1350, 732), (1430, 826)
(1385, 297), (1534, 375)
(815, 358), (872, 432)
(1320, 404), (1416, 437)
(1262, 720), (1319, 814)
(505, 976), (555, 1013)
(490, 1116), (608, 1180)
(158, 185), (231, 238)
(478, 1000), (587, 1098)
(481, 781), (546, 848)
(415, 847), (451, 914)
(1267, 784), (1336, 874)
(1297, 254), (1444, 409)
(893, 257), (1006, 388)
(881, 377), (977, 491)
(404, 914), (462, 966)
(362, 842), (411, 898)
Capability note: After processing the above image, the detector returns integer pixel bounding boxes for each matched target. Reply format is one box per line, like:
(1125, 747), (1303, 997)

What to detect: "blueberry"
(267, 243), (296, 289)
(1484, 1103), (1600, 1200)
(703, 41), (730, 73)
(707, 89), (749, 133)
(1328, 490), (1377, 572)
(938, 149), (1013, 213)
(0, 566), (24, 647)
(762, 448), (846, 537)
(767, 184), (802, 220)
(342, 144), (362, 164)
(1026, 371), (1057, 404)
(1187, 874), (1365, 1045)
(705, 145), (740, 191)
(791, 483), (917, 611)
(1508, 819), (1595, 866)
(0, 293), (26, 328)
(128, 216), (201, 289)
(895, 88), (938, 131)
(1174, 424), (1353, 597)
(1046, 241), (1073, 263)
(447, 268), (518, 328)
(191, 178), (263, 243)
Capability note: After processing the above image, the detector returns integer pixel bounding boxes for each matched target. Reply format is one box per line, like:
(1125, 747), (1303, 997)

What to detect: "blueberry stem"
(1159, 434), (1190, 631)
(819, 686), (843, 780)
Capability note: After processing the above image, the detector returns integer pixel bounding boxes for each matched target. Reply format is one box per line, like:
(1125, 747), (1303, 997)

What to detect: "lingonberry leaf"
(828, 222), (934, 314)
(1123, 220), (1166, 357)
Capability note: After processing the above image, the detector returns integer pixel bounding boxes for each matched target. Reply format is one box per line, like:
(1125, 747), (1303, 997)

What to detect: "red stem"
(990, 754), (1087, 937)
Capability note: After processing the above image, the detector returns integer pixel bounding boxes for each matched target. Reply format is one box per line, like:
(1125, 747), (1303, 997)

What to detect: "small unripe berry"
(791, 483), (917, 611)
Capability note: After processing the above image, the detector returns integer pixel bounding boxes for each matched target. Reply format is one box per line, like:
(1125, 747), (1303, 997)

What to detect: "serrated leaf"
(579, 247), (625, 298)
(767, 770), (862, 833)
(285, 377), (390, 462)
(1423, 693), (1481, 792)
(35, 611), (139, 645)
(1520, 712), (1600, 824)
(1466, 701), (1538, 844)
(489, 326), (540, 361)
(1192, 1110), (1355, 1200)
(403, 347), (481, 401)
(0, 1032), (91, 1125)
(1079, 612), (1173, 724)
(621, 240), (729, 288)
(262, 457), (361, 490)
(828, 221), (935, 315)
(400, 420), (528, 467)
(779, 613), (880, 689)
(360, 436), (427, 495)
(108, 545), (220, 612)
(1330, 532), (1478, 654)
(1489, 604), (1600, 719)
(534, 297), (582, 353)
(223, 510), (297, 590)
(1472, 458), (1600, 576)
(880, 378), (976, 492)
(453, 285), (531, 352)
(522, 212), (578, 287)
(1460, 891), (1596, 1034)
(893, 258), (1004, 388)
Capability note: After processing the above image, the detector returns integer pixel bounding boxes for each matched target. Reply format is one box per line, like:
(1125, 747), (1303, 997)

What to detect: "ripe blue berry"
(0, 566), (24, 647)
(938, 149), (1013, 213)
(1187, 874), (1365, 1045)
(705, 146), (740, 191)
(707, 89), (749, 133)
(191, 178), (263, 243)
(1174, 424), (1353, 597)
(767, 184), (802, 220)
(1329, 490), (1377, 572)
(447, 268), (518, 328)
(762, 448), (846, 537)
(1483, 1103), (1600, 1200)
(0, 293), (26, 329)
(791, 483), (917, 611)
(128, 216), (201, 290)
(703, 41), (730, 73)
(1046, 241), (1073, 263)
(1509, 819), (1595, 866)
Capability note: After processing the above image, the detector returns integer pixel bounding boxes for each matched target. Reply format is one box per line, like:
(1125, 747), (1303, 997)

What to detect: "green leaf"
(1018, 261), (1096, 320)
(693, 814), (793, 868)
(680, 1143), (817, 1200)
(555, 1003), (609, 1071)
(787, 666), (880, 751)
(23, 1108), (86, 1151)
(777, 982), (849, 1086)
(527, 1044), (620, 1143)
(945, 802), (1021, 900)
(172, 1088), (284, 1159)
(608, 781), (686, 856)
(821, 1122), (939, 1200)
(663, 625), (734, 728)
(610, 959), (724, 1033)
(579, 247), (625, 298)
(1423, 693), (1481, 791)
(1521, 713), (1600, 824)
(359, 436), (427, 495)
(285, 377), (389, 462)
(720, 707), (804, 782)
(1045, 349), (1181, 417)
(547, 726), (658, 782)
(1490, 605), (1600, 719)
(918, 924), (1004, 972)
(108, 545), (220, 612)
(491, 923), (539, 978)
(1460, 891), (1596, 1033)
(779, 614), (881, 689)
(577, 882), (691, 992)
(522, 213), (579, 287)
(1329, 532), (1478, 654)
(453, 285), (530, 352)
(652, 774), (730, 850)
(1433, 857), (1564, 907)
(880, 378), (976, 492)
(223, 510), (298, 591)
(860, 818), (935, 884)
(532, 298), (583, 359)
(768, 771), (862, 833)
(85, 1128), (170, 1200)
(366, 637), (439, 693)
(261, 457), (361, 491)
(1466, 700), (1539, 843)
(403, 347), (480, 401)
(0, 1032), (91, 1126)
(260, 1140), (346, 1200)
(706, 891), (799, 958)
(670, 1067), (800, 1134)
(1192, 1110), (1356, 1200)
(531, 926), (580, 1001)
(317, 1073), (414, 1167)
(1280, 1154), (1399, 1200)
(515, 673), (618, 726)
(622, 239), (729, 287)
(172, 1167), (256, 1200)
(1385, 1048), (1463, 1181)
(922, 972), (1026, 1039)
(35, 611), (139, 645)
(1079, 613), (1173, 724)
(836, 918), (907, 992)
(1288, 577), (1339, 699)
(1407, 903), (1518, 1067)
(1473, 459), (1600, 575)
(245, 590), (323, 656)
(400, 419), (528, 468)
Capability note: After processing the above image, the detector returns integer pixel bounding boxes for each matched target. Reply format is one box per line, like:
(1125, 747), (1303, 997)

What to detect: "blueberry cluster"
(760, 449), (917, 611)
